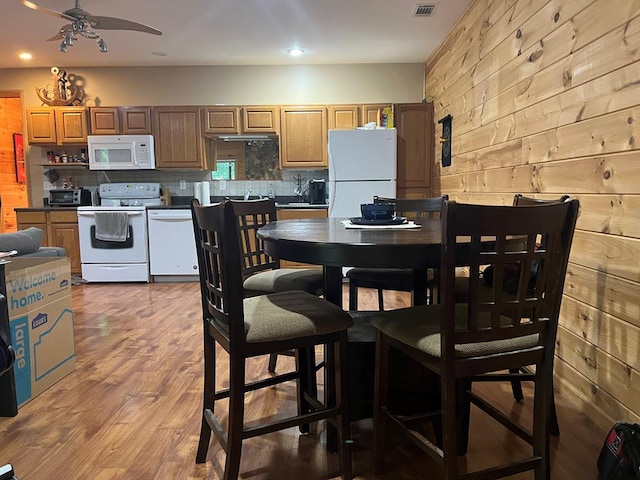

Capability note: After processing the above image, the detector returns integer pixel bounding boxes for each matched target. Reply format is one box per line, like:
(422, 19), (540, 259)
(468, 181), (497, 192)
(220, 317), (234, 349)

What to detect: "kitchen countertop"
(16, 201), (329, 212)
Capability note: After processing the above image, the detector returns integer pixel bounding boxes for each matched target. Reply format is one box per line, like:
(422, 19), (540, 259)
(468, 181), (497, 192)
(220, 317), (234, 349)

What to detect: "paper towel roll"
(200, 182), (210, 205)
(194, 182), (203, 203)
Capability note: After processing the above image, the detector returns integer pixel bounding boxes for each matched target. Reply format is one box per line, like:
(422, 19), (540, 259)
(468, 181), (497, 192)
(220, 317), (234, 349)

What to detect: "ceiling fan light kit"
(19, 0), (162, 53)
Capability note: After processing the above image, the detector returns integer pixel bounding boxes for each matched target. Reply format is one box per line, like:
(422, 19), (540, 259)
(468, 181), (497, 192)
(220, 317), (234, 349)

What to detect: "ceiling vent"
(413, 4), (437, 17)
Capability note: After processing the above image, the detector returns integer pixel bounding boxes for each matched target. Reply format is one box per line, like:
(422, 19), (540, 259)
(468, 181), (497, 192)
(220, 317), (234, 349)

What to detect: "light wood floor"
(0, 282), (603, 479)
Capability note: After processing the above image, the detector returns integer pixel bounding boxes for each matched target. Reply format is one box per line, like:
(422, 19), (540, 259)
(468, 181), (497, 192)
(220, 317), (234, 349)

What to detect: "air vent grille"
(414, 4), (437, 16)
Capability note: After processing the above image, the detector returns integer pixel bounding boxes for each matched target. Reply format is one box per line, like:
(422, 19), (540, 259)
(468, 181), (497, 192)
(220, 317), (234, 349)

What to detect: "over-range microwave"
(87, 134), (155, 170)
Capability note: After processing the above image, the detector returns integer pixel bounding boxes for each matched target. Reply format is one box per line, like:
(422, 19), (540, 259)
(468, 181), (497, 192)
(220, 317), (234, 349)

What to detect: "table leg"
(411, 268), (428, 306)
(323, 266), (343, 307)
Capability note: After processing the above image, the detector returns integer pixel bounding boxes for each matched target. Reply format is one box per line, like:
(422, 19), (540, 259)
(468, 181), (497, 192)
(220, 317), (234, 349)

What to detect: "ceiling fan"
(18, 0), (162, 53)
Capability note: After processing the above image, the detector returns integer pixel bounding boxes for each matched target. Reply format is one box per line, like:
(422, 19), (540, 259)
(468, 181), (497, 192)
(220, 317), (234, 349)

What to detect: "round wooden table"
(257, 217), (442, 307)
(258, 217), (444, 425)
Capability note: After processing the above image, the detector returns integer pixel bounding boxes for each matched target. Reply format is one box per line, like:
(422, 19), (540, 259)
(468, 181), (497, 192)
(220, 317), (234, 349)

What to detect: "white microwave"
(87, 134), (155, 170)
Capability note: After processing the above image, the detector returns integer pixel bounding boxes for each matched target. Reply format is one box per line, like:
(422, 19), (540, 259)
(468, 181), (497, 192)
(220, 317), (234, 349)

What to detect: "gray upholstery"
(241, 290), (353, 343)
(370, 304), (538, 359)
(243, 268), (324, 296)
(0, 227), (44, 255)
(20, 246), (67, 258)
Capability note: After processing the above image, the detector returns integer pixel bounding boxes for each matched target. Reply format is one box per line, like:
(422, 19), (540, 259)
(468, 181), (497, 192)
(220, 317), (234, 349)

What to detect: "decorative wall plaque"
(438, 114), (452, 167)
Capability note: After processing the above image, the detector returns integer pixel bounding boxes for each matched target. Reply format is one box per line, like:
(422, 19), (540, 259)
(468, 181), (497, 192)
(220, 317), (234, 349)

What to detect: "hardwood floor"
(0, 282), (603, 479)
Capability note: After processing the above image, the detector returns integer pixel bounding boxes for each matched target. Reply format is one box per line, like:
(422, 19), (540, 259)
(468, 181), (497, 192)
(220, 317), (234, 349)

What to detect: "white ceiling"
(3, 0), (471, 69)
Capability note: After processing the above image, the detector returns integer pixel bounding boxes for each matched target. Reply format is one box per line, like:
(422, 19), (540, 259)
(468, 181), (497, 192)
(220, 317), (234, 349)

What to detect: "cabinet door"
(90, 107), (121, 135)
(201, 106), (240, 134)
(277, 208), (327, 268)
(242, 106), (279, 133)
(55, 107), (88, 144)
(361, 104), (390, 127)
(49, 222), (81, 274)
(26, 108), (57, 144)
(16, 211), (49, 246)
(280, 106), (328, 168)
(121, 107), (152, 134)
(395, 103), (433, 198)
(152, 107), (206, 169)
(328, 105), (359, 130)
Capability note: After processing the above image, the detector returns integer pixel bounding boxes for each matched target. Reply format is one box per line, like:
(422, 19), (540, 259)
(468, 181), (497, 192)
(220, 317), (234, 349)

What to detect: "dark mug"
(361, 203), (395, 220)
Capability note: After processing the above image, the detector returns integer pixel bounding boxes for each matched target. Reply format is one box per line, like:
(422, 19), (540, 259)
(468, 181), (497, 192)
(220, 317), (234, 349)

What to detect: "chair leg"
(348, 281), (358, 311)
(372, 331), (391, 474)
(533, 364), (551, 480)
(196, 334), (215, 463)
(224, 355), (246, 480)
(510, 368), (524, 401)
(267, 353), (278, 372)
(442, 372), (459, 479)
(335, 333), (353, 480)
(456, 378), (472, 456)
(550, 390), (560, 437)
(296, 347), (313, 434)
(377, 289), (385, 311)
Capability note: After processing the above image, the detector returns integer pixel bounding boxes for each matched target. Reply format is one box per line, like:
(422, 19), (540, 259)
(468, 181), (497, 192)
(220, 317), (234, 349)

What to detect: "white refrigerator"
(328, 128), (397, 218)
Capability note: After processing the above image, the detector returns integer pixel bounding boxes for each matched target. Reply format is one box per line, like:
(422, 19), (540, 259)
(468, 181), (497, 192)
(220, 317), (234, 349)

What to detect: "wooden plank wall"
(425, 0), (640, 430)
(0, 96), (27, 232)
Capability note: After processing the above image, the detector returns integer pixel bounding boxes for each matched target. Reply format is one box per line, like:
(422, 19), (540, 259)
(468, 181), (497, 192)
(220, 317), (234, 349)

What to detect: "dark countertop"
(14, 206), (79, 212)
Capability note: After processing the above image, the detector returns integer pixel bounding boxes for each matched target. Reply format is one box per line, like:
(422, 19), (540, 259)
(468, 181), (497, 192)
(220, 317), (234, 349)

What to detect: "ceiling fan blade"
(85, 15), (162, 35)
(18, 0), (75, 22)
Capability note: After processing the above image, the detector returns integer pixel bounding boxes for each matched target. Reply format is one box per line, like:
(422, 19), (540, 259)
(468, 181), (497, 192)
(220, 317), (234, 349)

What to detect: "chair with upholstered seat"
(452, 194), (571, 437)
(346, 195), (448, 311)
(370, 199), (579, 479)
(191, 199), (353, 480)
(228, 198), (325, 372)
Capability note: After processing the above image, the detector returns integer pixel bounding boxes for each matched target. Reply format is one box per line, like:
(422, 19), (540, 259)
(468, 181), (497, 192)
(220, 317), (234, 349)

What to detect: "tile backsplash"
(42, 167), (328, 202)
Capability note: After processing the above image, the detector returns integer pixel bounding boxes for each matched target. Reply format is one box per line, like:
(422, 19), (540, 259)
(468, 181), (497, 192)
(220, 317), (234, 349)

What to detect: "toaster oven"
(49, 188), (92, 206)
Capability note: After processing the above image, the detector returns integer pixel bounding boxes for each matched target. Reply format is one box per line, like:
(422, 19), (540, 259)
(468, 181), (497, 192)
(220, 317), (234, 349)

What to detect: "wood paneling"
(426, 0), (640, 430)
(0, 96), (27, 232)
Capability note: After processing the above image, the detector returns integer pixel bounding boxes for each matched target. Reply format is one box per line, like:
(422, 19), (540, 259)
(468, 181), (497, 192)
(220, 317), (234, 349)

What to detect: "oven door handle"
(78, 211), (144, 217)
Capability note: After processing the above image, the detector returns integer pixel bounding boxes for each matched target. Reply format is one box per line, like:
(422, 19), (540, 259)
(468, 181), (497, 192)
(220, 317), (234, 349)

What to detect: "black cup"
(361, 203), (395, 220)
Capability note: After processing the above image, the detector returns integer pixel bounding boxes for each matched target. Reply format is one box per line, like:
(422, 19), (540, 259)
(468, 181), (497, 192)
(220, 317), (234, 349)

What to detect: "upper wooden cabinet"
(361, 104), (391, 127)
(26, 107), (88, 145)
(242, 106), (279, 133)
(280, 106), (328, 168)
(395, 103), (434, 199)
(328, 105), (359, 130)
(89, 106), (152, 135)
(152, 106), (208, 169)
(201, 106), (241, 134)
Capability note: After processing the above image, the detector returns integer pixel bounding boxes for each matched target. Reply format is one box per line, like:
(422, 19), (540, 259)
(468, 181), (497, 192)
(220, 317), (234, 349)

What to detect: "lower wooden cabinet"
(16, 210), (81, 275)
(277, 208), (327, 268)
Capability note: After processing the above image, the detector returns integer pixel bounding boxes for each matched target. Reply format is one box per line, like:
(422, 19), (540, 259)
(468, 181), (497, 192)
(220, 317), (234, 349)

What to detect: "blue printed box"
(6, 257), (76, 407)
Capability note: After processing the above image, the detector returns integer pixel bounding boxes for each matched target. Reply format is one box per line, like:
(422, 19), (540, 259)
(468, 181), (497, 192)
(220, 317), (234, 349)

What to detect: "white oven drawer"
(81, 263), (150, 282)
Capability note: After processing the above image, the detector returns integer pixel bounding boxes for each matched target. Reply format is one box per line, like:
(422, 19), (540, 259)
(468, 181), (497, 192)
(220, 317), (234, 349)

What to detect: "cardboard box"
(6, 257), (76, 407)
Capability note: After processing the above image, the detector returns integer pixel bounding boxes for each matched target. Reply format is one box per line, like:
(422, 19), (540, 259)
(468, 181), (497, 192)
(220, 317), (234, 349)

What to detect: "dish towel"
(94, 211), (129, 242)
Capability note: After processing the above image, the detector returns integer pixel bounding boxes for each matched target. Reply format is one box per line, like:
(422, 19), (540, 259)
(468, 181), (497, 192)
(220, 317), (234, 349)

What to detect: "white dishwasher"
(147, 209), (199, 281)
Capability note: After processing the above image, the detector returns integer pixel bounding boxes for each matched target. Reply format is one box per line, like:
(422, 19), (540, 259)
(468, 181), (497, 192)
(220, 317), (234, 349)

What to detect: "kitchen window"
(211, 159), (237, 180)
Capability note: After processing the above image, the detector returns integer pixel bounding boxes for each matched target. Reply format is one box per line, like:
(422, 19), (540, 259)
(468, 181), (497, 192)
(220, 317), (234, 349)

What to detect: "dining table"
(257, 216), (444, 309)
(257, 216), (445, 428)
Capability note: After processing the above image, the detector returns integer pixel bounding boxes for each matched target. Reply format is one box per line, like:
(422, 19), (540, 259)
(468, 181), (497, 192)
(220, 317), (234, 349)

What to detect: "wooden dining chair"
(191, 199), (353, 480)
(346, 195), (448, 311)
(370, 199), (579, 479)
(227, 198), (325, 372)
(452, 194), (571, 437)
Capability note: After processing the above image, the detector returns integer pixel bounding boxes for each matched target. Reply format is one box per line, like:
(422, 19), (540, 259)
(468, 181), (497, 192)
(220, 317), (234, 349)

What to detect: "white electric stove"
(77, 183), (161, 282)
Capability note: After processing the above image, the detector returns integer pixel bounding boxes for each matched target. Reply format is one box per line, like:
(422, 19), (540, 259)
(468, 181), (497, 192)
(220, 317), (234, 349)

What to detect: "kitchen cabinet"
(242, 106), (279, 133)
(277, 208), (327, 268)
(361, 104), (391, 127)
(328, 105), (359, 130)
(26, 107), (88, 145)
(279, 106), (328, 168)
(16, 209), (81, 275)
(89, 106), (152, 135)
(152, 106), (208, 169)
(395, 103), (434, 199)
(201, 106), (241, 134)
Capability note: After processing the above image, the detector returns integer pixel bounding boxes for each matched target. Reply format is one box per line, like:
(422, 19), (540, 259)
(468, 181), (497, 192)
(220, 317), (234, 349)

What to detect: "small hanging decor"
(35, 66), (84, 106)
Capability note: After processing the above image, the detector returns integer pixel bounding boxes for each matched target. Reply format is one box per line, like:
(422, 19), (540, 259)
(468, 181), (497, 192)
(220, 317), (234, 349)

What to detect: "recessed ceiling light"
(287, 48), (305, 57)
(19, 52), (32, 60)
